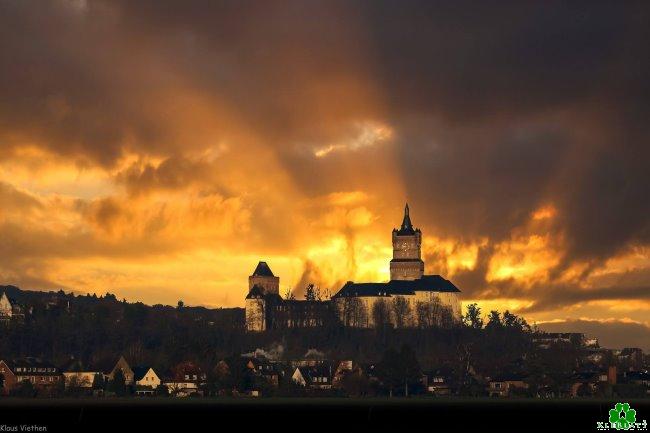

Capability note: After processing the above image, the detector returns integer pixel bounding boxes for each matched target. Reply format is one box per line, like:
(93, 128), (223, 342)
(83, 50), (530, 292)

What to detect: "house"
(133, 366), (161, 395)
(424, 369), (453, 395)
(488, 374), (528, 397)
(332, 360), (353, 388)
(291, 365), (333, 390)
(618, 348), (644, 370)
(171, 361), (206, 383)
(245, 358), (282, 387)
(60, 357), (105, 389)
(569, 370), (608, 396)
(164, 361), (206, 396)
(108, 356), (135, 385)
(533, 332), (586, 348)
(0, 291), (24, 322)
(0, 357), (62, 395)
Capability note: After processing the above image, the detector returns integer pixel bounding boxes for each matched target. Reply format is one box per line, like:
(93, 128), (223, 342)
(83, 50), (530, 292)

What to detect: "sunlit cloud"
(0, 0), (648, 349)
(313, 121), (393, 157)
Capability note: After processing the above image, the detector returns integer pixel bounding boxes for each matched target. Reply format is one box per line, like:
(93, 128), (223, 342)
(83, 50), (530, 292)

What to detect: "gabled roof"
(252, 261), (275, 277)
(133, 366), (155, 382)
(490, 373), (527, 382)
(297, 365), (332, 382)
(332, 275), (460, 298)
(2, 357), (60, 375)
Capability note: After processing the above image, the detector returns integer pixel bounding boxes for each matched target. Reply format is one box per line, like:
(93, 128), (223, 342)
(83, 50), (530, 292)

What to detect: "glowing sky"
(0, 1), (649, 348)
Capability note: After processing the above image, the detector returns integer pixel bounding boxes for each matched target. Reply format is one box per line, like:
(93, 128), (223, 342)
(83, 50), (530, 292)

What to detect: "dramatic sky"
(1, 0), (649, 348)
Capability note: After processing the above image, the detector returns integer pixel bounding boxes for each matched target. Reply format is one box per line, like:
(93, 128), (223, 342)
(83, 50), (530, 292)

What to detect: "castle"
(245, 204), (461, 331)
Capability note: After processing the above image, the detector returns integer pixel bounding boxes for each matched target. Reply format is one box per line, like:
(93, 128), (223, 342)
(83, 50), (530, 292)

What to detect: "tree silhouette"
(463, 303), (483, 329)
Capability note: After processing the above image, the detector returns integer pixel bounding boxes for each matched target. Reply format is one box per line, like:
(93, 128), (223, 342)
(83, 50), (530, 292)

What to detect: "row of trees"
(338, 296), (455, 329)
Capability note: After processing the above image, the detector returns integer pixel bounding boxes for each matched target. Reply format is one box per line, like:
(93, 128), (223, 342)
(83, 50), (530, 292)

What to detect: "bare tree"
(415, 301), (434, 328)
(283, 287), (295, 300)
(341, 297), (368, 327)
(391, 296), (412, 328)
(372, 298), (391, 331)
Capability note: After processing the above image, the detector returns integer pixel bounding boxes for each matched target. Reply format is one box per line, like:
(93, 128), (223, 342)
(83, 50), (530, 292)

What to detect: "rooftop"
(332, 275), (460, 298)
(252, 261), (275, 277)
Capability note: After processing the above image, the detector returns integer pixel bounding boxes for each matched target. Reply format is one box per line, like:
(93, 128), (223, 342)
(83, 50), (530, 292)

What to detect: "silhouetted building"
(245, 203), (462, 331)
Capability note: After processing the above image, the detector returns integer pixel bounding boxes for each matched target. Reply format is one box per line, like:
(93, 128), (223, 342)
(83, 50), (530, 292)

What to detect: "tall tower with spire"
(390, 203), (424, 280)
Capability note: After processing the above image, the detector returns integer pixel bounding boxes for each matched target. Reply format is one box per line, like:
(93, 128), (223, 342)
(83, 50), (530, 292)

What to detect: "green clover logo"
(609, 402), (637, 430)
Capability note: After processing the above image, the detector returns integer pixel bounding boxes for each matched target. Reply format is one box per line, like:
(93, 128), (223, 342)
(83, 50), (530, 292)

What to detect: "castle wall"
(334, 291), (460, 329)
(248, 275), (279, 295)
(245, 298), (266, 331)
(389, 261), (424, 280)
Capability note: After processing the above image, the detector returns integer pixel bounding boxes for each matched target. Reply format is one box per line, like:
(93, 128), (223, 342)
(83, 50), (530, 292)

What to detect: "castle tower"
(390, 203), (424, 280)
(248, 261), (279, 295)
(245, 261), (280, 331)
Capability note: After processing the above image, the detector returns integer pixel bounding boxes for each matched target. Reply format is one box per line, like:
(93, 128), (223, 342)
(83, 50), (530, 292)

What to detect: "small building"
(133, 366), (161, 395)
(0, 291), (24, 322)
(0, 357), (62, 394)
(424, 369), (453, 395)
(171, 361), (206, 384)
(60, 357), (105, 389)
(488, 374), (528, 397)
(618, 348), (645, 370)
(291, 365), (333, 390)
(246, 358), (282, 387)
(332, 360), (353, 388)
(108, 356), (135, 385)
(533, 332), (586, 348)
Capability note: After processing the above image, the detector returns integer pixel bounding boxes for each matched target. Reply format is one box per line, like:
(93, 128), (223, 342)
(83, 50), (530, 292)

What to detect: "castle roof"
(252, 261), (275, 277)
(331, 275), (460, 299)
(245, 285), (265, 299)
(245, 285), (283, 302)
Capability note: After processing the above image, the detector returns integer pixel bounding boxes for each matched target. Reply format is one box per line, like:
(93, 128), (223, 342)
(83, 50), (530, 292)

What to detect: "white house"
(133, 366), (161, 395)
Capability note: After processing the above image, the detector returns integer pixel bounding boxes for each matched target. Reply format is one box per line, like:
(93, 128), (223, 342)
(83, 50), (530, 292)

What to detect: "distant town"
(0, 206), (648, 399)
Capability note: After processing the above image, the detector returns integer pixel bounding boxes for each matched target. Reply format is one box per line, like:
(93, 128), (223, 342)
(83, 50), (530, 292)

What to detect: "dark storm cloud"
(365, 0), (650, 263)
(520, 285), (650, 314)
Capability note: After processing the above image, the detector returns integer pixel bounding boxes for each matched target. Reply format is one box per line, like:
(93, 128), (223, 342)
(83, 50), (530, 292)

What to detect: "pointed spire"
(400, 202), (414, 233)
